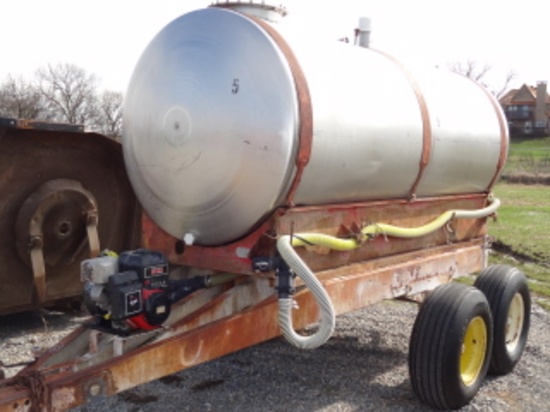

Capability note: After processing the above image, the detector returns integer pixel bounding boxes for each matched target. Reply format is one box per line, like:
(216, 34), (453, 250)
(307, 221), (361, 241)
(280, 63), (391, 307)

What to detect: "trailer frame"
(0, 194), (491, 412)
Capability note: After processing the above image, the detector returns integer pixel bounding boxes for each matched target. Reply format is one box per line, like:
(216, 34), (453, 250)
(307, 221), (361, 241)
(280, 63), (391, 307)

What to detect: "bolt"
(89, 383), (101, 397)
(29, 236), (43, 248)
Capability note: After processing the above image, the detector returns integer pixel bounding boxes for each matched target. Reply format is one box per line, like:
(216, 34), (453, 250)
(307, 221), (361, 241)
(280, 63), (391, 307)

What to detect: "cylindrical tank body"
(123, 7), (507, 246)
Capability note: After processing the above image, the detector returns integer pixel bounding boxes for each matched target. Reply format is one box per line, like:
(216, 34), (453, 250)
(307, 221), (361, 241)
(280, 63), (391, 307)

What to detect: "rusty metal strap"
(248, 15), (314, 206)
(29, 237), (47, 304)
(86, 212), (100, 258)
(13, 370), (49, 412)
(371, 49), (433, 200)
(472, 82), (509, 190)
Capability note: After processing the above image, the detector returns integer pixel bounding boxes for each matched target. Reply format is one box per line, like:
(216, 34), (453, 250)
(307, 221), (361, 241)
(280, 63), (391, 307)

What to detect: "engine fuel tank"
(123, 7), (507, 246)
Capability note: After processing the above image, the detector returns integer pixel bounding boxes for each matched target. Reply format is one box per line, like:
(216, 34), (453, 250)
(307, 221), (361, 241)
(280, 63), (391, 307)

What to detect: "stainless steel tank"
(123, 7), (507, 246)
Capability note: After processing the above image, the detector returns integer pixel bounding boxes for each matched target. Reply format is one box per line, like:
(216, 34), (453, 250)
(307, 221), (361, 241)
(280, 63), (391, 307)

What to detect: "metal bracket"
(29, 236), (47, 304)
(275, 259), (295, 299)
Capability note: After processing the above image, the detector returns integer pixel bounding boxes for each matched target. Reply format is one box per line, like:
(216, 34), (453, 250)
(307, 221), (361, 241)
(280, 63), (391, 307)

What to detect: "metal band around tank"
(246, 15), (314, 206)
(470, 81), (509, 190)
(371, 50), (433, 200)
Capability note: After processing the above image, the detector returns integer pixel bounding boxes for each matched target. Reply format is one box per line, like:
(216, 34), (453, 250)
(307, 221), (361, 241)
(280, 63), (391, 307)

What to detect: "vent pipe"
(355, 17), (371, 48)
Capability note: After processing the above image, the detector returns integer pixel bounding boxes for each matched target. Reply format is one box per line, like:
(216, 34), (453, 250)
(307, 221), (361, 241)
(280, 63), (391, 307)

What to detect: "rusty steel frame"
(142, 193), (489, 275)
(0, 191), (494, 411)
(0, 236), (487, 412)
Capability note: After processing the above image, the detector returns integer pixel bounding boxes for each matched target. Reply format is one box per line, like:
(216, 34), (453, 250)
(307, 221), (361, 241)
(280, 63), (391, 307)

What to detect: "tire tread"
(409, 283), (492, 409)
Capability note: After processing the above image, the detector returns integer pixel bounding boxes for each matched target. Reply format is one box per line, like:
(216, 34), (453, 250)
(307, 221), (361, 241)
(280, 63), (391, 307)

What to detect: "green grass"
(505, 136), (550, 174)
(490, 184), (550, 260)
(488, 182), (550, 310)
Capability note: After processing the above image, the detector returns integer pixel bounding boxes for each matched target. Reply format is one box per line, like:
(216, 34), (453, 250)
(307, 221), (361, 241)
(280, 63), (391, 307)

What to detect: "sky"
(1, 0), (549, 95)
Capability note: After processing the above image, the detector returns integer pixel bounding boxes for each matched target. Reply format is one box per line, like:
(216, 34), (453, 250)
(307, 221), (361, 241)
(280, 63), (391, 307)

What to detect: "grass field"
(487, 182), (550, 311)
(504, 136), (550, 175)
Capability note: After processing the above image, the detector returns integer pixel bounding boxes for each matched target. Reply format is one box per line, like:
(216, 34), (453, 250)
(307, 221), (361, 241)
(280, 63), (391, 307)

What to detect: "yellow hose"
(290, 197), (500, 251)
(291, 233), (358, 251)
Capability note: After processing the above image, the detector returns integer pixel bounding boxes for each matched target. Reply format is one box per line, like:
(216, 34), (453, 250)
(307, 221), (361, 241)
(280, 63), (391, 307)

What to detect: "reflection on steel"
(123, 8), (506, 246)
(124, 8), (299, 245)
(0, 239), (487, 411)
(0, 122), (141, 315)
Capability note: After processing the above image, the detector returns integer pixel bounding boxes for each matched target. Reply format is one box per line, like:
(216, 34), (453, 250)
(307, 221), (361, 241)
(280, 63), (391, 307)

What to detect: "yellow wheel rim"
(460, 316), (487, 386)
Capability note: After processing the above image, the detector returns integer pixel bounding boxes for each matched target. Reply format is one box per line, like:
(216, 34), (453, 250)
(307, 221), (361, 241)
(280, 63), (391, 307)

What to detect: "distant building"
(499, 82), (550, 137)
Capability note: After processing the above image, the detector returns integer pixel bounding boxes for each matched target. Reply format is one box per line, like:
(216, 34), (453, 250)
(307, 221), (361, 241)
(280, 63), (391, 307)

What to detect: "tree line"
(0, 63), (122, 139)
(0, 59), (513, 142)
(448, 60), (516, 99)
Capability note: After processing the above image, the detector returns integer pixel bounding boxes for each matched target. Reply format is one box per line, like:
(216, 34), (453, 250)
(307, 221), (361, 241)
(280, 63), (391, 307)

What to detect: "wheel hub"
(505, 292), (525, 352)
(460, 315), (488, 386)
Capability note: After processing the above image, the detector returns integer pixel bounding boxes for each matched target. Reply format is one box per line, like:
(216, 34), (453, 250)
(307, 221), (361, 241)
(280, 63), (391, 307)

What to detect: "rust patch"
(50, 387), (77, 412)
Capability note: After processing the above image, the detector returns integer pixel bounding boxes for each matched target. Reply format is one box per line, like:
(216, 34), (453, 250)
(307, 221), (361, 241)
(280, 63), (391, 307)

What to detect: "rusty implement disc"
(15, 179), (99, 267)
(0, 125), (141, 315)
(15, 179), (99, 304)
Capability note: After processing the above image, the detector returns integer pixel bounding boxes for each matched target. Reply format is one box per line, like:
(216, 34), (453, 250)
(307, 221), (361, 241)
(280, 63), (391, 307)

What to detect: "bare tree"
(0, 75), (45, 119)
(94, 90), (123, 139)
(448, 60), (491, 84)
(493, 70), (517, 99)
(35, 63), (98, 125)
(448, 59), (516, 99)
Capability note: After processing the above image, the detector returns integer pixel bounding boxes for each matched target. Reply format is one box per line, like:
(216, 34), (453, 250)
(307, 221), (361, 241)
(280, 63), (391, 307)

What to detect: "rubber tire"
(409, 283), (493, 410)
(474, 265), (531, 375)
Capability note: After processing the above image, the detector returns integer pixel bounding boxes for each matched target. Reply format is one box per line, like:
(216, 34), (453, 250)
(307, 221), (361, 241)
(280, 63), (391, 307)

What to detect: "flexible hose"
(361, 196), (500, 239)
(277, 235), (336, 349)
(275, 196), (500, 349)
(292, 196), (500, 250)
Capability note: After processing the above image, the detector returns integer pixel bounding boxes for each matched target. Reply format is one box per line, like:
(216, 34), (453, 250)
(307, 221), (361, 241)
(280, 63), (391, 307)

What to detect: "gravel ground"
(1, 300), (549, 411)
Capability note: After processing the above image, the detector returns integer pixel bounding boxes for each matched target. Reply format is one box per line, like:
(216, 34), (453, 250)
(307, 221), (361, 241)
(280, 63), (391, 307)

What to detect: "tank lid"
(210, 1), (287, 22)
